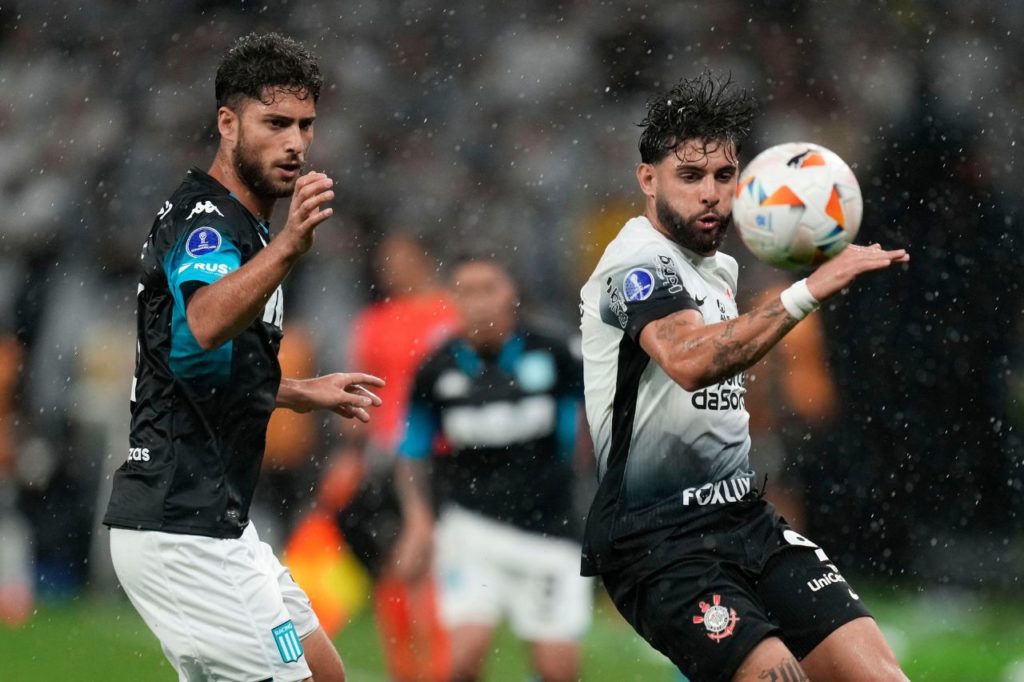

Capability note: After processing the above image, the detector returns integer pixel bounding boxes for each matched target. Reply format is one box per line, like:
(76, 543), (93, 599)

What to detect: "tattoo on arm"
(757, 656), (809, 682)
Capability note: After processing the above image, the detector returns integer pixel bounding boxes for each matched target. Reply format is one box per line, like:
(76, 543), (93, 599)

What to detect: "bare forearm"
(394, 458), (434, 524)
(275, 377), (308, 411)
(187, 240), (298, 349)
(650, 297), (799, 391)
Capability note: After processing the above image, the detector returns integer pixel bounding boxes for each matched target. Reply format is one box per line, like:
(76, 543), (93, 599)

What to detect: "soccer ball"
(732, 142), (862, 269)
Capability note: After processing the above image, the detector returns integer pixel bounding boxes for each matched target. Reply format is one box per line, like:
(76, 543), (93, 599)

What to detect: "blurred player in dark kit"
(317, 232), (458, 682)
(104, 33), (384, 682)
(395, 254), (593, 682)
(579, 72), (910, 682)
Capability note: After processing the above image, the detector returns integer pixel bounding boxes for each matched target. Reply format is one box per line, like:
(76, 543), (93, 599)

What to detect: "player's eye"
(299, 121), (314, 131)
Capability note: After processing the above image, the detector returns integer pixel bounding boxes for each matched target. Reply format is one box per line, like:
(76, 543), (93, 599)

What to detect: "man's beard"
(234, 137), (294, 199)
(655, 194), (731, 255)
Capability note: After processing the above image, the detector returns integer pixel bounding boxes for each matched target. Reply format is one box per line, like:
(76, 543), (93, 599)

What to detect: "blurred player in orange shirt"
(317, 232), (459, 682)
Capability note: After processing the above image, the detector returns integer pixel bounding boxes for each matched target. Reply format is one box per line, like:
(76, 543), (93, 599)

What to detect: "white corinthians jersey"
(579, 216), (753, 574)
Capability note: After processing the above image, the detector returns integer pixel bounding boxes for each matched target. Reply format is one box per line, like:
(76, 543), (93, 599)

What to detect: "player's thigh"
(111, 527), (313, 682)
(603, 558), (779, 682)
(434, 508), (503, 628)
(252, 523), (321, 639)
(732, 636), (808, 682)
(503, 533), (593, 644)
(757, 531), (872, 660)
(800, 617), (907, 682)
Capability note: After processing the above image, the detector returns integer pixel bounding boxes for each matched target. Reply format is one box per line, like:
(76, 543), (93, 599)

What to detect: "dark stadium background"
(0, 1), (1022, 680)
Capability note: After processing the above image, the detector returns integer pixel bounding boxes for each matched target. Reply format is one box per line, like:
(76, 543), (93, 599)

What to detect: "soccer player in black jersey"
(579, 72), (910, 682)
(393, 254), (593, 682)
(103, 33), (382, 682)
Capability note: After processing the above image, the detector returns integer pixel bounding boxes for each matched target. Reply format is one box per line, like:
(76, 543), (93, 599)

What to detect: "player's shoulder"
(156, 168), (249, 242)
(416, 336), (462, 376)
(713, 250), (740, 291)
(519, 325), (575, 356)
(596, 216), (685, 272)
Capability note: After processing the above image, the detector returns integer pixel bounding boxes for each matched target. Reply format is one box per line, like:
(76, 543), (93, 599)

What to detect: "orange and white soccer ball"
(732, 142), (862, 269)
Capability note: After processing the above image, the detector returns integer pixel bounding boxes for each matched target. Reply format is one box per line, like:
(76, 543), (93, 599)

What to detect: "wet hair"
(638, 71), (757, 164)
(215, 32), (322, 110)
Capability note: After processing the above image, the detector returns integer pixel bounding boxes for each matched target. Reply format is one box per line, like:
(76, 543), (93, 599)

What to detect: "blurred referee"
(103, 33), (382, 682)
(579, 72), (910, 682)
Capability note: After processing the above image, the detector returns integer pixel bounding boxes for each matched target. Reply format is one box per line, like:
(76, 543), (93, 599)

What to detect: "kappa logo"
(692, 594), (739, 642)
(186, 200), (224, 221)
(158, 201), (173, 219)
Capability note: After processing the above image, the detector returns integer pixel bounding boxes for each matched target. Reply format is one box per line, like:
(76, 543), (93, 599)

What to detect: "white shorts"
(435, 505), (593, 642)
(110, 524), (318, 682)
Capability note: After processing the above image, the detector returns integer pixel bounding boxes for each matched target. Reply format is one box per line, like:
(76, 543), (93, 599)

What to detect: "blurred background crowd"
(0, 0), (1022, 663)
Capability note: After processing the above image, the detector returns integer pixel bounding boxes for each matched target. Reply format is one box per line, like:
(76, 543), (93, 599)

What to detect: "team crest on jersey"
(186, 227), (222, 257)
(692, 594), (739, 642)
(272, 620), (304, 663)
(623, 268), (654, 302)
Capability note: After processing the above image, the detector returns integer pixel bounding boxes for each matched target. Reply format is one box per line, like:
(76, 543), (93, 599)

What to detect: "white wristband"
(779, 278), (820, 320)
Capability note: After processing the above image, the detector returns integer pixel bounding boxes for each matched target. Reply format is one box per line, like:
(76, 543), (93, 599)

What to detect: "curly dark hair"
(638, 71), (756, 164)
(215, 32), (322, 109)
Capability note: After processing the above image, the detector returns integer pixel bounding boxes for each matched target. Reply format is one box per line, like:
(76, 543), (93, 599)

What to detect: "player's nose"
(699, 176), (719, 205)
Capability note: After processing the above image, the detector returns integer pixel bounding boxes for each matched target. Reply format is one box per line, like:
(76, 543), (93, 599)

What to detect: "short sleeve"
(397, 361), (440, 460)
(163, 224), (242, 308)
(599, 250), (701, 341)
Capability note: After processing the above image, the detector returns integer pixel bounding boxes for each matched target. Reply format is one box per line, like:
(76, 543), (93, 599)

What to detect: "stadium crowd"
(0, 0), (1021, 631)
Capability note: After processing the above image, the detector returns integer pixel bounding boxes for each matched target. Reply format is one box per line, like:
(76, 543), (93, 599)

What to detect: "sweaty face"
(649, 139), (739, 256)
(232, 88), (316, 199)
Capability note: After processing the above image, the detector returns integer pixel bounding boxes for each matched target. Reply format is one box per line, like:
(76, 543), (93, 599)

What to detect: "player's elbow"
(186, 309), (225, 351)
(661, 357), (717, 392)
(191, 327), (223, 351)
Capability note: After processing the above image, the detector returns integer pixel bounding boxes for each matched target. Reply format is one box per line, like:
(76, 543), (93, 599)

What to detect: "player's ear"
(636, 162), (657, 200)
(217, 106), (239, 143)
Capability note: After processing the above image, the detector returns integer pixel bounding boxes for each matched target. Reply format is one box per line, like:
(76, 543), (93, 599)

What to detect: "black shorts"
(335, 469), (404, 578)
(602, 500), (871, 682)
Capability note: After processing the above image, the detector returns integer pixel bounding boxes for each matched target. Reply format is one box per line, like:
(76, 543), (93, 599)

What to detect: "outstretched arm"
(640, 243), (909, 391)
(276, 373), (384, 422)
(187, 172), (335, 350)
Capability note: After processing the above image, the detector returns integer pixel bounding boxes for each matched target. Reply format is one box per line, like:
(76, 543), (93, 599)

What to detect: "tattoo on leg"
(757, 656), (809, 682)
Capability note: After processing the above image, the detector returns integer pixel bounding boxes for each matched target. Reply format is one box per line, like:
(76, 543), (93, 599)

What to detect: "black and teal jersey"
(103, 168), (285, 539)
(398, 328), (584, 539)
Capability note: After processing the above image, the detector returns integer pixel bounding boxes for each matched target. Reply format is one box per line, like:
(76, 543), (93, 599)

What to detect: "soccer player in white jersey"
(578, 72), (911, 682)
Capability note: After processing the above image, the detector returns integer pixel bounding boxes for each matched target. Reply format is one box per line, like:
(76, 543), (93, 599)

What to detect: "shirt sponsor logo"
(186, 227), (222, 257)
(442, 395), (556, 448)
(652, 254), (684, 295)
(692, 593), (739, 642)
(681, 476), (751, 506)
(604, 278), (629, 329)
(623, 268), (654, 302)
(127, 447), (150, 462)
(690, 374), (745, 411)
(186, 200), (224, 221)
